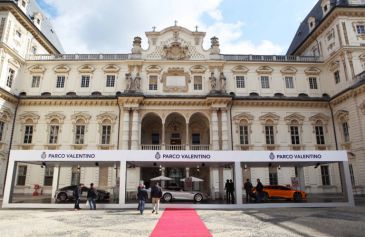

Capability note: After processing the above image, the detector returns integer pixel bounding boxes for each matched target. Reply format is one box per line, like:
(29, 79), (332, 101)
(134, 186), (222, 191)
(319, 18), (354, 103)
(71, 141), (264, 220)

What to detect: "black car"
(54, 185), (110, 202)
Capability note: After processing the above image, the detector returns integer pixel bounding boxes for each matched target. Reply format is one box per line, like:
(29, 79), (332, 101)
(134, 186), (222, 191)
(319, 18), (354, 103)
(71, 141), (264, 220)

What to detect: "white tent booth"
(2, 150), (354, 209)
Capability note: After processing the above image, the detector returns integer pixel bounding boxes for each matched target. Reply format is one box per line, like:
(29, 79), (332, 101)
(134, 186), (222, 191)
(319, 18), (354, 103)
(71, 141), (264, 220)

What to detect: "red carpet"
(150, 208), (212, 237)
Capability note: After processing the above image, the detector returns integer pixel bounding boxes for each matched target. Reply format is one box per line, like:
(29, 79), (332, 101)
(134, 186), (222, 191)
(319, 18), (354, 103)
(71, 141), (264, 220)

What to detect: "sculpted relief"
(163, 42), (190, 60)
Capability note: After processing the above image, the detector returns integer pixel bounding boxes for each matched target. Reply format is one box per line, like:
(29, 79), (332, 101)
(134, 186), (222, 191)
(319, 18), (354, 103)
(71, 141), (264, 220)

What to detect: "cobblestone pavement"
(0, 197), (365, 237)
(0, 206), (364, 237)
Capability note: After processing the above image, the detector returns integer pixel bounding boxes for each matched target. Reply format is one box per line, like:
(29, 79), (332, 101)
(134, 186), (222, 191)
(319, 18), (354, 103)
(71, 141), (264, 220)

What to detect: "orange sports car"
(253, 185), (307, 202)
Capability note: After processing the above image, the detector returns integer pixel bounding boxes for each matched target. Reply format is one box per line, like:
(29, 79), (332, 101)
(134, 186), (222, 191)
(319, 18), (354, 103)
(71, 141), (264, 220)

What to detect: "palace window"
(106, 75), (115, 87)
(236, 76), (245, 88)
(43, 166), (53, 186)
(309, 77), (318, 89)
(149, 75), (158, 90)
(356, 25), (365, 35)
(239, 125), (249, 145)
(269, 167), (278, 185)
(151, 133), (160, 145)
(31, 75), (41, 88)
(71, 166), (80, 185)
(75, 120), (85, 144)
(193, 76), (202, 90)
(315, 122), (326, 145)
(0, 121), (4, 142)
(192, 133), (201, 145)
(23, 125), (33, 144)
(334, 71), (340, 84)
(265, 125), (275, 145)
(49, 124), (59, 144)
(349, 164), (355, 186)
(101, 125), (111, 145)
(261, 76), (270, 89)
(81, 75), (90, 88)
(342, 122), (350, 143)
(56, 76), (65, 88)
(17, 165), (27, 186)
(285, 76), (294, 89)
(290, 125), (300, 145)
(6, 68), (15, 88)
(320, 165), (330, 186)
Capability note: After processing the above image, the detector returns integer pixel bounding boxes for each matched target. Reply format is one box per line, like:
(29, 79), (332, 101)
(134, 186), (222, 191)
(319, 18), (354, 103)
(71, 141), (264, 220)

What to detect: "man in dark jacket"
(87, 183), (97, 210)
(74, 183), (83, 210)
(244, 179), (253, 203)
(151, 182), (162, 214)
(256, 179), (264, 203)
(137, 184), (148, 214)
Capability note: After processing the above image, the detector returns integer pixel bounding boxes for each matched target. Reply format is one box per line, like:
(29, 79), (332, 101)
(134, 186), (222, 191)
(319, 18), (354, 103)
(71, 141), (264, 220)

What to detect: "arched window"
(48, 119), (60, 144)
(101, 119), (112, 145)
(75, 118), (86, 145)
(309, 113), (329, 150)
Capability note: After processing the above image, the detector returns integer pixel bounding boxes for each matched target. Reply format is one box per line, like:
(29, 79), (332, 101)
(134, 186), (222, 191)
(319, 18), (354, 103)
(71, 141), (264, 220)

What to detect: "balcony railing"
(26, 54), (130, 61)
(141, 144), (211, 150)
(223, 54), (322, 63)
(141, 144), (161, 150)
(190, 145), (210, 150)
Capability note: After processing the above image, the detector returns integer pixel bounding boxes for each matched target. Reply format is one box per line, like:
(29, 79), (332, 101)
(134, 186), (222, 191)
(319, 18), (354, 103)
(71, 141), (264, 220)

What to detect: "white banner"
(9, 150), (348, 163)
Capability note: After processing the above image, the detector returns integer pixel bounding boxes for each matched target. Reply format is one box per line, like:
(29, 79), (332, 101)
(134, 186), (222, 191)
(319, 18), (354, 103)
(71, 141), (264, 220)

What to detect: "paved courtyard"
(0, 197), (364, 237)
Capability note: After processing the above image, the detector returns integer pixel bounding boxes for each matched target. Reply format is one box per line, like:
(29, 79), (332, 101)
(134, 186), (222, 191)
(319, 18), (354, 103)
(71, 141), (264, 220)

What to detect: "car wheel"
(58, 192), (67, 202)
(262, 192), (269, 202)
(163, 193), (172, 202)
(293, 192), (302, 202)
(194, 193), (203, 202)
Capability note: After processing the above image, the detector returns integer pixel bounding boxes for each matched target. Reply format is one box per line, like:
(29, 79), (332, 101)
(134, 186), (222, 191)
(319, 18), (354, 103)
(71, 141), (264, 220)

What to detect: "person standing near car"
(73, 183), (83, 210)
(137, 184), (148, 215)
(87, 183), (97, 210)
(151, 182), (162, 214)
(256, 179), (264, 203)
(244, 179), (253, 203)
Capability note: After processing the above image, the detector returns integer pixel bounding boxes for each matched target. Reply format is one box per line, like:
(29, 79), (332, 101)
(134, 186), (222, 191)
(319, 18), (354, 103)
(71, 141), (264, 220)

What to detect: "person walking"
(137, 184), (148, 215)
(224, 179), (230, 203)
(229, 179), (235, 204)
(87, 183), (97, 210)
(151, 182), (162, 214)
(256, 178), (264, 203)
(244, 179), (253, 203)
(73, 183), (83, 210)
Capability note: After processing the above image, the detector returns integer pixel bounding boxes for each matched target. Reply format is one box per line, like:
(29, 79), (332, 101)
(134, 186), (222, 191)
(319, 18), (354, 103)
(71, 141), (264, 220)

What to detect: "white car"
(161, 189), (208, 202)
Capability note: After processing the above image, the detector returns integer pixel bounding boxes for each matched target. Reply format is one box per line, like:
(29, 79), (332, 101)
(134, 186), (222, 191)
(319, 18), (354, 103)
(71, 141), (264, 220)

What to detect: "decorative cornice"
(19, 99), (117, 106)
(142, 98), (207, 106)
(0, 88), (18, 104)
(331, 83), (365, 106)
(233, 100), (328, 108)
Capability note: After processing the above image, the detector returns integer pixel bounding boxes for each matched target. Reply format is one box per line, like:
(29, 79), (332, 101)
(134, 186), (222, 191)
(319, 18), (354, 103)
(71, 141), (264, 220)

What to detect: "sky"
(36, 0), (319, 55)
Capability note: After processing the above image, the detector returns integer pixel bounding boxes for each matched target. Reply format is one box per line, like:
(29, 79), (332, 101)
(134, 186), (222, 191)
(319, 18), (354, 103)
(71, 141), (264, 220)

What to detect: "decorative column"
(211, 108), (219, 150)
(234, 162), (243, 205)
(131, 108), (140, 150)
(121, 108), (130, 150)
(221, 108), (229, 150)
(185, 123), (190, 150)
(51, 166), (60, 203)
(161, 121), (165, 150)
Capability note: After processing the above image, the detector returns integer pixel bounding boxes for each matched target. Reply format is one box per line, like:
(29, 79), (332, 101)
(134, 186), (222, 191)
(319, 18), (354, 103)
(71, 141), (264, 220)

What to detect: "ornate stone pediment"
(328, 60), (340, 72)
(259, 112), (280, 124)
(102, 64), (120, 73)
(78, 65), (95, 73)
(19, 112), (40, 124)
(309, 113), (330, 125)
(28, 65), (46, 74)
(280, 66), (297, 75)
(0, 108), (12, 121)
(335, 110), (349, 122)
(304, 67), (321, 75)
(71, 112), (91, 124)
(163, 42), (189, 60)
(232, 65), (249, 74)
(96, 112), (117, 124)
(233, 112), (254, 124)
(146, 65), (163, 73)
(45, 112), (65, 124)
(54, 65), (71, 74)
(284, 113), (305, 124)
(256, 66), (273, 74)
(190, 65), (206, 74)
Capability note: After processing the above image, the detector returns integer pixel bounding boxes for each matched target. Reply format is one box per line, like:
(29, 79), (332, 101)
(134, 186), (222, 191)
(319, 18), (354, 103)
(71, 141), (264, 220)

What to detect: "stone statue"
(209, 72), (217, 90)
(219, 72), (226, 92)
(125, 73), (132, 90)
(131, 36), (142, 54)
(210, 36), (220, 55)
(134, 73), (141, 90)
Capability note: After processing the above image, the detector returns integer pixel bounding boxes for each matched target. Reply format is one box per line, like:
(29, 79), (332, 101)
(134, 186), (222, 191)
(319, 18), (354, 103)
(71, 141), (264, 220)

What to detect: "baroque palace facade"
(0, 0), (365, 197)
